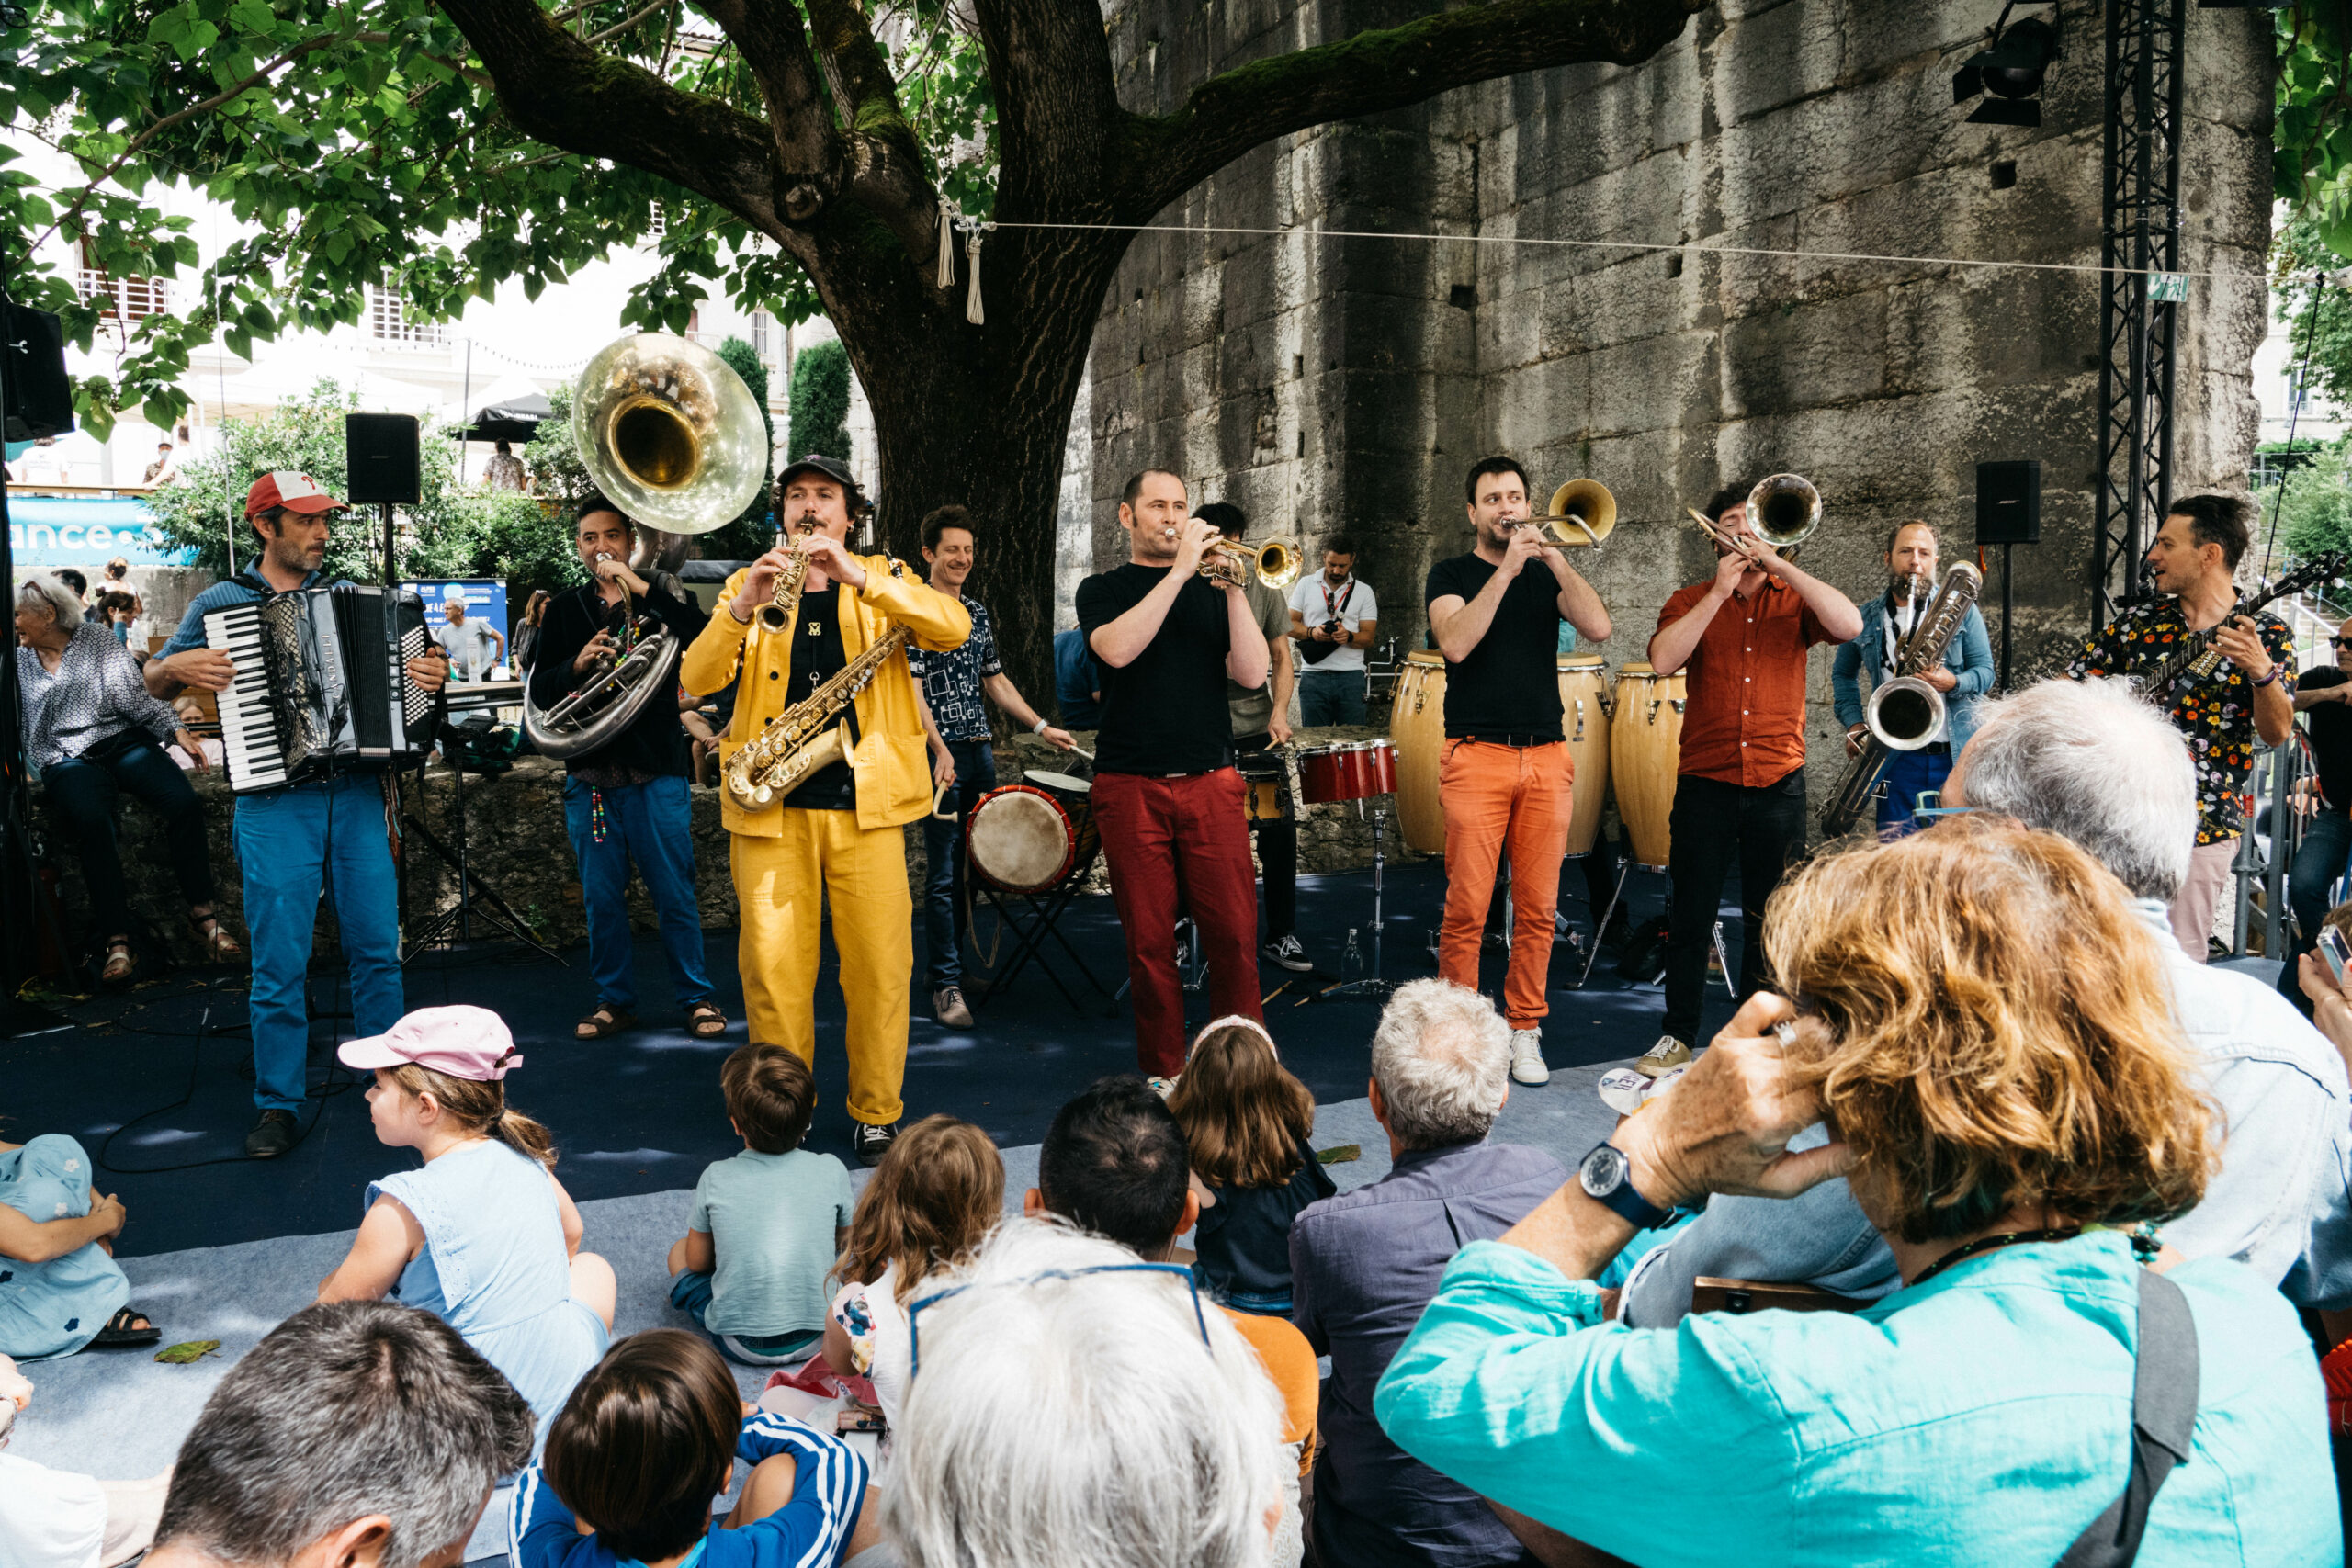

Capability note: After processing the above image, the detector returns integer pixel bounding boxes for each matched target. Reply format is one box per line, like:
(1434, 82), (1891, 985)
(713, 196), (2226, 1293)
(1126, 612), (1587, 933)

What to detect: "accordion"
(203, 586), (438, 794)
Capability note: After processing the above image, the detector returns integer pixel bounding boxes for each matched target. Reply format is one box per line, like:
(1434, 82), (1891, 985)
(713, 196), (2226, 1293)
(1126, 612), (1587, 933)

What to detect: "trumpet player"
(1076, 469), (1272, 1084)
(1828, 521), (1993, 835)
(1642, 483), (1860, 1082)
(1425, 456), (1611, 1089)
(681, 454), (971, 1167)
(532, 497), (724, 1044)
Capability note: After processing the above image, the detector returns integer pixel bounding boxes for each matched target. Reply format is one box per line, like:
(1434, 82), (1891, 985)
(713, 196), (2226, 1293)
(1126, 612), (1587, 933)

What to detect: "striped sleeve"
(727, 1410), (870, 1568)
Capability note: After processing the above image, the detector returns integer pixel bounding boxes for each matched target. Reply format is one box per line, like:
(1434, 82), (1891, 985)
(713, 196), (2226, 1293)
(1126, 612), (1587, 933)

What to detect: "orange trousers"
(1437, 739), (1573, 1029)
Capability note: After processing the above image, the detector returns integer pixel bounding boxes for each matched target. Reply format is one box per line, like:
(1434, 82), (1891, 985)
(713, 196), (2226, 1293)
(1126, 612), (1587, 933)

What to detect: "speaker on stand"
(1975, 460), (2041, 693)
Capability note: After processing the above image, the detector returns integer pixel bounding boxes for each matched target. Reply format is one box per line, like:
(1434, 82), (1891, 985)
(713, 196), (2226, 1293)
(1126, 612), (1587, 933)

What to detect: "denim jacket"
(1830, 592), (1995, 754)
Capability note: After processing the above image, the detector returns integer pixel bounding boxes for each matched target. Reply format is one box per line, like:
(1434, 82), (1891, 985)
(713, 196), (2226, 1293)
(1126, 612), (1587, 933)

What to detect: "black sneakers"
(244, 1109), (297, 1159)
(1261, 934), (1311, 973)
(851, 1120), (899, 1168)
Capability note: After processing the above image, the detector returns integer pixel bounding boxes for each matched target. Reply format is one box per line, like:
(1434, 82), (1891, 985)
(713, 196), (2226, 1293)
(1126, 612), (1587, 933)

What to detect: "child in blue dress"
(0, 1134), (155, 1358)
(318, 1005), (614, 1439)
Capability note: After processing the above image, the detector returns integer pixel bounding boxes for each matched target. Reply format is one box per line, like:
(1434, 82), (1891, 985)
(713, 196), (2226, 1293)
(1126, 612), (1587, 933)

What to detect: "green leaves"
(2276, 6), (2352, 260)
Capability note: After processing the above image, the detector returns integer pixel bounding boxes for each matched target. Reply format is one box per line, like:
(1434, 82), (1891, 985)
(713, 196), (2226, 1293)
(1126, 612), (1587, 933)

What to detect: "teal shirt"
(1374, 1232), (2337, 1567)
(689, 1147), (855, 1337)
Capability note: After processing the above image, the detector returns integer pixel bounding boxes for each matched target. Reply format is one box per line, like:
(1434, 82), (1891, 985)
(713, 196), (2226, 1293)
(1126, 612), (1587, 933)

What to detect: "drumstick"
(1263, 980), (1294, 1006)
(930, 777), (956, 821)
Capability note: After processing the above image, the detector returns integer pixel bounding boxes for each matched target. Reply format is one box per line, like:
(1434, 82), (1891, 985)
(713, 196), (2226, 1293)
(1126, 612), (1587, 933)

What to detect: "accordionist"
(148, 471), (450, 1161)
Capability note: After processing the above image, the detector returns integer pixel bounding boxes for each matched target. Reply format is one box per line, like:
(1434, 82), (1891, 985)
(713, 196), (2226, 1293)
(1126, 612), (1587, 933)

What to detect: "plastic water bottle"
(1341, 928), (1363, 985)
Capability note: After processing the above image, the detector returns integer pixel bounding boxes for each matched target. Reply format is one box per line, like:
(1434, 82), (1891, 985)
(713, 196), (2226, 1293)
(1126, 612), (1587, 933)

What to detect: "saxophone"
(1819, 561), (1984, 838)
(723, 550), (915, 810)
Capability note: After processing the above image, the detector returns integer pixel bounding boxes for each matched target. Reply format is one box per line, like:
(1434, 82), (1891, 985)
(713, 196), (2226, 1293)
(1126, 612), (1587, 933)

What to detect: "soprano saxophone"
(1819, 560), (1983, 838)
(723, 550), (914, 809)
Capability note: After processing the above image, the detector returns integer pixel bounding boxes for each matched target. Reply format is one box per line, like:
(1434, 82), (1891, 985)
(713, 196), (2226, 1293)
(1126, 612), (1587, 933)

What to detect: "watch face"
(1580, 1142), (1628, 1197)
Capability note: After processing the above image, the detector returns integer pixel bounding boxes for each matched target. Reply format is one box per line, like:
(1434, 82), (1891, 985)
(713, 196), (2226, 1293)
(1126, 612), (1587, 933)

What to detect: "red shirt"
(1655, 579), (1837, 787)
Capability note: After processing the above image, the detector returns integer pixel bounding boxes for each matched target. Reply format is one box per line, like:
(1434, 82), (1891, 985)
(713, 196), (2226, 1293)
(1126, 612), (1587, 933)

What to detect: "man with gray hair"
(1619, 675), (2352, 1325)
(1289, 978), (1563, 1568)
(883, 1218), (1289, 1568)
(144, 1301), (534, 1568)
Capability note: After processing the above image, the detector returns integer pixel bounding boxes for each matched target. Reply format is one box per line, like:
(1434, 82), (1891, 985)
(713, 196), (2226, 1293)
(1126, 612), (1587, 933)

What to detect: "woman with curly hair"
(1375, 815), (2333, 1566)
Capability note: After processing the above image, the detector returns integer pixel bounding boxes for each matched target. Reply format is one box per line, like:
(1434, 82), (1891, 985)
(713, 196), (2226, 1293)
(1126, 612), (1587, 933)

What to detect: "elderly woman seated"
(14, 572), (233, 984)
(1375, 815), (2334, 1566)
(882, 1217), (1292, 1568)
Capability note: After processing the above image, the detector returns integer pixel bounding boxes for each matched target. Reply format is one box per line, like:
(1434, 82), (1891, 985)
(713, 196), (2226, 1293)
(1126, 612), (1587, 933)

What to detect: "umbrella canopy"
(453, 374), (555, 444)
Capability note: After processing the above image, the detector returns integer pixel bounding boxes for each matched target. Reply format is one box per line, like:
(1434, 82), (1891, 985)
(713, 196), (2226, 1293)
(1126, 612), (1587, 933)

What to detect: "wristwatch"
(1579, 1138), (1670, 1230)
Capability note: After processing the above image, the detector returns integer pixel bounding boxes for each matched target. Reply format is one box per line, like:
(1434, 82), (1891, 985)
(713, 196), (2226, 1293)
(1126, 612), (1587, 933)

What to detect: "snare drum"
(1296, 739), (1397, 805)
(1235, 750), (1288, 824)
(966, 784), (1100, 895)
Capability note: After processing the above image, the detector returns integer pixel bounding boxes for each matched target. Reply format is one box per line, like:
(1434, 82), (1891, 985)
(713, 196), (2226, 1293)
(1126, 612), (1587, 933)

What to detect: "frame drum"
(1297, 739), (1397, 805)
(966, 784), (1099, 895)
(1608, 661), (1687, 868)
(1390, 650), (1449, 853)
(1558, 654), (1611, 857)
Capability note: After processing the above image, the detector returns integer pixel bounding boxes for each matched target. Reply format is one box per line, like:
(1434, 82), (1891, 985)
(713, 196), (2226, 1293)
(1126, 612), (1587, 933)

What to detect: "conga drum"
(1390, 650), (1449, 854)
(1610, 661), (1686, 868)
(1557, 654), (1611, 857)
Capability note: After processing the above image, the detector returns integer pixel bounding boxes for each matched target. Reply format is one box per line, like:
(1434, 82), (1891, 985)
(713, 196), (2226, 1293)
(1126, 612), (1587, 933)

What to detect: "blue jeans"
(233, 774), (403, 1112)
(922, 739), (993, 988)
(668, 1269), (820, 1365)
(1298, 669), (1367, 727)
(1876, 746), (1953, 837)
(2280, 809), (2352, 1015)
(562, 774), (714, 1014)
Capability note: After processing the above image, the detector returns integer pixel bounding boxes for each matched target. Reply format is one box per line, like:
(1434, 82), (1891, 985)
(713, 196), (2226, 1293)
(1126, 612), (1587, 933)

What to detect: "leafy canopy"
(2278, 4), (2352, 260)
(1, 0), (995, 440)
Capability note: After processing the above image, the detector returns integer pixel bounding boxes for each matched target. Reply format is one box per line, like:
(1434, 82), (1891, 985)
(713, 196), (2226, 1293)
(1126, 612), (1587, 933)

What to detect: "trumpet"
(1199, 535), (1303, 591)
(1512, 479), (1618, 549)
(1684, 472), (1821, 564)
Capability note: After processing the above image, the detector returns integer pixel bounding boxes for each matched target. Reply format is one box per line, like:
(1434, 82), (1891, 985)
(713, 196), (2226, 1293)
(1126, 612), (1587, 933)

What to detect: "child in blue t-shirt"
(511, 1329), (873, 1568)
(668, 1046), (855, 1366)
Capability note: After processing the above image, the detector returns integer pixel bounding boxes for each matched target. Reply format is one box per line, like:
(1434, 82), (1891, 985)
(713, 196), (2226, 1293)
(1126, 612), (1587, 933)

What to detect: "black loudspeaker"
(345, 413), (421, 504)
(2, 305), (75, 443)
(1975, 459), (2041, 545)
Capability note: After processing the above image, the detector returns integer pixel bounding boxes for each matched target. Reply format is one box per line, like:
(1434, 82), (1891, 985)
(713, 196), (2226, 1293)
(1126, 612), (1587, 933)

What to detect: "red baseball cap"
(244, 470), (344, 520)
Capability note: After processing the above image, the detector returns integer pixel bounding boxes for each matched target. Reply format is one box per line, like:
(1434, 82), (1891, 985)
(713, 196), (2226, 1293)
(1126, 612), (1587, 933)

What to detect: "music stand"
(968, 855), (1117, 1019)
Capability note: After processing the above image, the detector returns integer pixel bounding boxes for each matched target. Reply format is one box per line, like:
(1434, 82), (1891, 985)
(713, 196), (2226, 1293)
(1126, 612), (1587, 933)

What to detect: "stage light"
(1953, 7), (2059, 128)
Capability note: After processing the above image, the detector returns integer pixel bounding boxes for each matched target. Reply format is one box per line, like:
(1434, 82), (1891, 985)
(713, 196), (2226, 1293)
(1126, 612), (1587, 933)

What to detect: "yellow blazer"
(682, 555), (972, 837)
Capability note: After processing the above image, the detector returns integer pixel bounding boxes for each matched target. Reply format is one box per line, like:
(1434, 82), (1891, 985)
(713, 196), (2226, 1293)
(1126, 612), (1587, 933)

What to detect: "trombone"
(1512, 479), (1617, 549)
(1684, 472), (1820, 563)
(1199, 535), (1304, 591)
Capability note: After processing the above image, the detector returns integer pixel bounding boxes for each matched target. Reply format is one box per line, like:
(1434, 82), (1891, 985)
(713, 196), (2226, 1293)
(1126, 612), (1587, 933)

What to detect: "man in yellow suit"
(683, 454), (971, 1165)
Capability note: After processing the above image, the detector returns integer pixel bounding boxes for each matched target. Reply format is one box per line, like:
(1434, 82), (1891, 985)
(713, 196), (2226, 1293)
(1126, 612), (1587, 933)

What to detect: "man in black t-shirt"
(1423, 455), (1611, 1089)
(527, 497), (722, 1044)
(2283, 616), (2352, 1015)
(1075, 469), (1273, 1082)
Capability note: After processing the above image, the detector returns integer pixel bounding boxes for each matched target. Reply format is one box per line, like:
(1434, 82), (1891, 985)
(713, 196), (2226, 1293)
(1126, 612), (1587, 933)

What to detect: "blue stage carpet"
(5, 854), (1738, 1258)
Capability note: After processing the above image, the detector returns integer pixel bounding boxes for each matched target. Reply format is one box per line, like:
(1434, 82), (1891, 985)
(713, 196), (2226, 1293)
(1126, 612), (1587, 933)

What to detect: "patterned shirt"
(905, 593), (1001, 741)
(2066, 599), (2296, 843)
(16, 621), (183, 773)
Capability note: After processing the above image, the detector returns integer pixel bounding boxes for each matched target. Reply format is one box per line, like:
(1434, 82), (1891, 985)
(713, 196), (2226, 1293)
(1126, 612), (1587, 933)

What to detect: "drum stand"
(1317, 799), (1397, 1002)
(970, 863), (1119, 1020)
(1571, 861), (1731, 992)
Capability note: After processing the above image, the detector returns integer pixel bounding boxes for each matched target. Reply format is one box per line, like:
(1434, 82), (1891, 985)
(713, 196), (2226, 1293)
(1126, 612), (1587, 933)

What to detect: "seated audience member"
(15, 572), (234, 984)
(1378, 817), (2335, 1566)
(883, 1219), (1289, 1568)
(2301, 901), (2352, 1077)
(1288, 978), (1558, 1568)
(825, 1115), (1003, 1460)
(0, 1134), (156, 1358)
(512, 1329), (876, 1568)
(96, 591), (137, 648)
(146, 1300), (535, 1568)
(1167, 1017), (1333, 1315)
(0, 1352), (170, 1565)
(1620, 676), (2352, 1325)
(667, 1044), (854, 1366)
(1027, 1076), (1316, 1568)
(318, 1006), (615, 1439)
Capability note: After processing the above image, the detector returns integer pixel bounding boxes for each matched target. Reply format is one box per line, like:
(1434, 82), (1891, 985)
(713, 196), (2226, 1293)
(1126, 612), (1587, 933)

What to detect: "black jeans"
(42, 731), (216, 941)
(1235, 731), (1296, 941)
(1663, 771), (1807, 1046)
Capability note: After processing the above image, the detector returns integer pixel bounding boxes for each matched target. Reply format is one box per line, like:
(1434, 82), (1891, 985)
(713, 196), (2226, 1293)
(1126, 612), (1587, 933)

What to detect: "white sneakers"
(1509, 1029), (1550, 1086)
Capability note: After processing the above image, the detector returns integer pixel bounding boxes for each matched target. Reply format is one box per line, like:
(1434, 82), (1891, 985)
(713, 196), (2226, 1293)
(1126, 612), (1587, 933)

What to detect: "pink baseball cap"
(337, 1005), (522, 1080)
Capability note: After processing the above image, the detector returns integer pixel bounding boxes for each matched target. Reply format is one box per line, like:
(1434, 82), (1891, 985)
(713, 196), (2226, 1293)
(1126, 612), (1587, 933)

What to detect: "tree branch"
(799, 0), (943, 265)
(973, 0), (1122, 220)
(1120, 0), (1708, 218)
(695, 0), (839, 217)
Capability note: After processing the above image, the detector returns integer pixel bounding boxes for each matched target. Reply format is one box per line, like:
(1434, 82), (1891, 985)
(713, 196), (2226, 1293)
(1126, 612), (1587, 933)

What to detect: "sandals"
(89, 1305), (161, 1349)
(575, 1004), (637, 1040)
(190, 912), (242, 963)
(99, 941), (135, 988)
(686, 1003), (729, 1040)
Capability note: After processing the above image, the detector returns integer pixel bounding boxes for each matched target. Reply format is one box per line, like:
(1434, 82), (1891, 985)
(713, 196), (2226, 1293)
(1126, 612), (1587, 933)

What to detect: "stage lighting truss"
(1953, 3), (2061, 126)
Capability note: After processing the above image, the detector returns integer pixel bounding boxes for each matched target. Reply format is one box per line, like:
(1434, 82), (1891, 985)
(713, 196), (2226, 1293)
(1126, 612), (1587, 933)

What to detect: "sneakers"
(244, 1109), (297, 1160)
(1635, 1035), (1692, 1077)
(1509, 1029), (1550, 1086)
(933, 985), (975, 1029)
(851, 1121), (899, 1168)
(1261, 934), (1311, 973)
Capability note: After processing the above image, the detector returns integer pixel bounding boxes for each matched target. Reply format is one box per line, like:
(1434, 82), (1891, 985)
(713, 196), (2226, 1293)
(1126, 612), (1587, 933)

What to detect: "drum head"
(1023, 770), (1092, 795)
(968, 787), (1076, 892)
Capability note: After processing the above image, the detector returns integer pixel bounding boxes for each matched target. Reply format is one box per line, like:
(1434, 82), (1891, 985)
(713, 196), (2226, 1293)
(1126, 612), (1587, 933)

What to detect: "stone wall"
(1080, 0), (2276, 814)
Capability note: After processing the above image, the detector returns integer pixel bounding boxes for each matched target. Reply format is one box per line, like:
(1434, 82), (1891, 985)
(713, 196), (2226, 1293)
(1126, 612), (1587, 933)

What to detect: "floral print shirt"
(2065, 600), (2296, 844)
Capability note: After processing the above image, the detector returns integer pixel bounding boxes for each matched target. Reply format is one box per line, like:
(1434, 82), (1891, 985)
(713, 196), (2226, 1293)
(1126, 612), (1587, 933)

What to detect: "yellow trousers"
(730, 809), (910, 1126)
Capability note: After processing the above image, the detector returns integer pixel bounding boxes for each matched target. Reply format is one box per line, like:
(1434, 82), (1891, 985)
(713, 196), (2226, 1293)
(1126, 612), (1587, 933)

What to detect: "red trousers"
(1092, 768), (1265, 1077)
(1437, 739), (1573, 1029)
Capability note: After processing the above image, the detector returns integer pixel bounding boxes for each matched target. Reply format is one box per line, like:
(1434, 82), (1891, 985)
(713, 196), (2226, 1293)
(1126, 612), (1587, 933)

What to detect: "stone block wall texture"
(1080, 0), (2276, 815)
